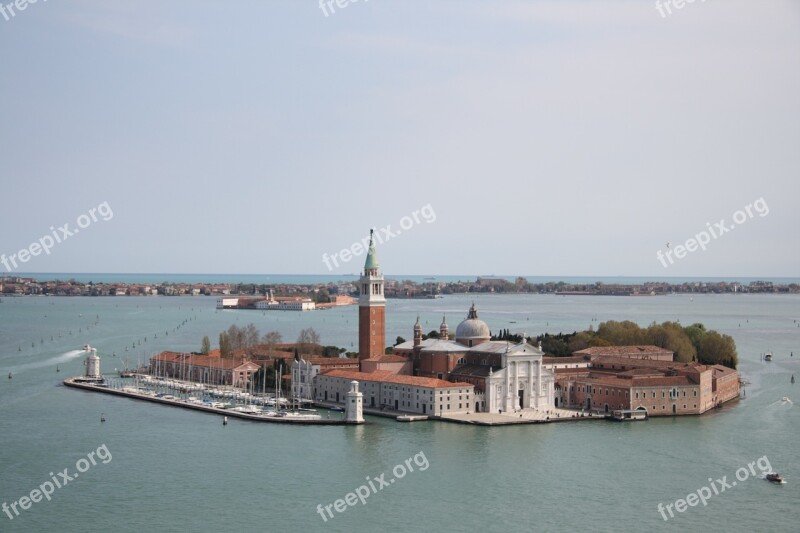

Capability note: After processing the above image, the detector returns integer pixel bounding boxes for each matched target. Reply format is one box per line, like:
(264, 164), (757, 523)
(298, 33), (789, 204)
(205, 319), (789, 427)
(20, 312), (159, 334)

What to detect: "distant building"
(150, 352), (260, 388)
(394, 306), (555, 413)
(315, 369), (473, 416)
(552, 352), (740, 415)
(291, 357), (360, 401)
(572, 345), (674, 361)
(255, 298), (315, 311)
(217, 297), (239, 309)
(542, 355), (593, 370)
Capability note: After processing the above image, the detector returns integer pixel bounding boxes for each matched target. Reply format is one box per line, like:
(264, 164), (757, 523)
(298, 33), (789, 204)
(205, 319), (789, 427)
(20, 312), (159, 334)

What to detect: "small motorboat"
(766, 473), (785, 484)
(792, 375), (795, 384)
(7, 372), (11, 380)
(764, 352), (773, 362)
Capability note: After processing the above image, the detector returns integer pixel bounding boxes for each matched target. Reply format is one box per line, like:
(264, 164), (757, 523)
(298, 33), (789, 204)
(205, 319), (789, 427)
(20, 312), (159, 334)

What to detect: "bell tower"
(358, 229), (386, 362)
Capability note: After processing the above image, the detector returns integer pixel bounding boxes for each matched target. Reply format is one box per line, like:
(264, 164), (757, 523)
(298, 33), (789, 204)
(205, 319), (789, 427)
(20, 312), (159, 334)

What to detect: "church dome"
(455, 304), (490, 344)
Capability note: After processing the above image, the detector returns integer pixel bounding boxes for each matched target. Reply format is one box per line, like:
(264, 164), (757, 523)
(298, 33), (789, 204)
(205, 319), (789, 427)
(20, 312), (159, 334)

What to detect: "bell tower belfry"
(358, 230), (386, 362)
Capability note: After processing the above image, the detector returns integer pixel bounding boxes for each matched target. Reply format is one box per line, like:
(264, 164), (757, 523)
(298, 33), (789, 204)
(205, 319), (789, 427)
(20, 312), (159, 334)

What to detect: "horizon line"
(6, 272), (799, 280)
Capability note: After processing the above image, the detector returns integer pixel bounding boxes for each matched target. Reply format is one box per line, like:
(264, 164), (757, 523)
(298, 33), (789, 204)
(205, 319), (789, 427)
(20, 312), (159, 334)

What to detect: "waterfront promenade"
(439, 407), (604, 426)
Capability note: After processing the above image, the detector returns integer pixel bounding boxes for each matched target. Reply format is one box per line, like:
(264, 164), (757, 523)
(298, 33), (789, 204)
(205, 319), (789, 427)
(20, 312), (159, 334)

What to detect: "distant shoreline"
(2, 274), (797, 296)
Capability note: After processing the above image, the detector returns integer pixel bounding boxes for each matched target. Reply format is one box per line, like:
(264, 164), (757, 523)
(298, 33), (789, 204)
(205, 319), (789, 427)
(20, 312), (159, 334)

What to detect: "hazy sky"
(1, 0), (798, 277)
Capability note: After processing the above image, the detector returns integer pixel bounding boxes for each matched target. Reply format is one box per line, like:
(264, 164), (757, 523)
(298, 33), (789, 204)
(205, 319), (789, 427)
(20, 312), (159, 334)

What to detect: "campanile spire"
(358, 229), (385, 361)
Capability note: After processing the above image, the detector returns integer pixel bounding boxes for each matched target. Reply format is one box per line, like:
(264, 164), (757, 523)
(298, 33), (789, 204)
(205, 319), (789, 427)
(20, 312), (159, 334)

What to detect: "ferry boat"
(608, 409), (648, 422)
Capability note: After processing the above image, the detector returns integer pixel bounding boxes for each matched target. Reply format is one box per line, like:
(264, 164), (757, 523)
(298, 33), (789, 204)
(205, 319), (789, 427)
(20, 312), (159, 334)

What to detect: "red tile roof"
(543, 355), (592, 365)
(309, 358), (360, 367)
(593, 356), (692, 369)
(574, 345), (674, 358)
(150, 352), (242, 369)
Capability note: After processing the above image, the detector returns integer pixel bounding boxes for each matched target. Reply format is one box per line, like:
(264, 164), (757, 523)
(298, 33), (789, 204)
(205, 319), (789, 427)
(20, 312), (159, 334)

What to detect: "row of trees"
(539, 320), (738, 369)
(198, 324), (285, 358)
(199, 325), (335, 359)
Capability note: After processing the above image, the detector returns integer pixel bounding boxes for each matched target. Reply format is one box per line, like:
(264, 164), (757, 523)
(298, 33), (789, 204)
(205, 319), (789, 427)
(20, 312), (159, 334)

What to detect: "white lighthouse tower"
(345, 380), (364, 424)
(84, 347), (101, 381)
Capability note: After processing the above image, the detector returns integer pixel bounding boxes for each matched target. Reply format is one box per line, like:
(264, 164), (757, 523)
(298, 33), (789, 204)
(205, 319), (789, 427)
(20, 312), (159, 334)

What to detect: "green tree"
(567, 331), (611, 352)
(244, 323), (260, 348)
(423, 330), (440, 340)
(262, 330), (283, 356)
(698, 331), (738, 368)
(297, 327), (321, 354)
(322, 346), (344, 358)
(596, 320), (646, 345)
(313, 288), (331, 304)
(395, 336), (407, 346)
(683, 323), (707, 354)
(200, 336), (211, 355)
(645, 321), (696, 362)
(219, 331), (231, 358)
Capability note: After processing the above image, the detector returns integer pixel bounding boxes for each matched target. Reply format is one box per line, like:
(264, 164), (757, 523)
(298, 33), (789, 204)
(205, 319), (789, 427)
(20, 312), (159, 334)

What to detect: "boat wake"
(12, 349), (86, 373)
(767, 397), (793, 407)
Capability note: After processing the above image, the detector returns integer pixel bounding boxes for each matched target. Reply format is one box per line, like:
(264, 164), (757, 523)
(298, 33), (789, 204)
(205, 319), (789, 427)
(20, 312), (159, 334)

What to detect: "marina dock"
(63, 378), (361, 425)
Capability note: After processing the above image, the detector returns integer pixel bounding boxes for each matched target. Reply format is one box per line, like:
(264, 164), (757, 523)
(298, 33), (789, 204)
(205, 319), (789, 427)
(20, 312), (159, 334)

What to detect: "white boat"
(232, 405), (261, 414)
(281, 411), (322, 420)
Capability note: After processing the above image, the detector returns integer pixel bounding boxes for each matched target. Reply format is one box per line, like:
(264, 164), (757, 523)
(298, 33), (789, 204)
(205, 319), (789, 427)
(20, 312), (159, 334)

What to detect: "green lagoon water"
(1, 293), (798, 532)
